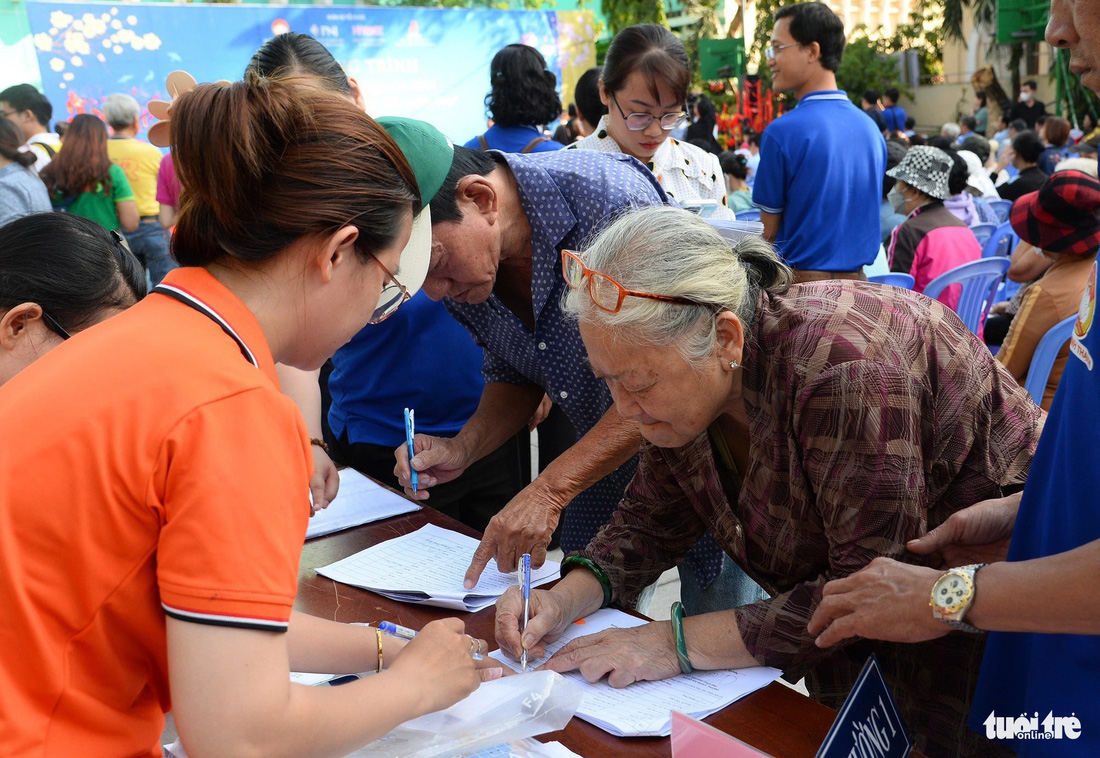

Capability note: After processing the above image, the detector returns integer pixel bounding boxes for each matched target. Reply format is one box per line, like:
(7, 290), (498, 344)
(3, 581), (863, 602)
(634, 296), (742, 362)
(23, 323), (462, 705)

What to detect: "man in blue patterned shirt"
(392, 144), (733, 608)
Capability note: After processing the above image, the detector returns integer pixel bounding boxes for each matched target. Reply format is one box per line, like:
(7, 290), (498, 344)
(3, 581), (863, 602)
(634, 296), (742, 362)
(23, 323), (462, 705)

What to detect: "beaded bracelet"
(310, 437), (330, 454)
(671, 601), (693, 674)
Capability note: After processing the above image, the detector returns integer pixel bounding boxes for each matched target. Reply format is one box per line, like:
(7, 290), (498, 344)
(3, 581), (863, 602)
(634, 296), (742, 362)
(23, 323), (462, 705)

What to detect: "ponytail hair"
(0, 119), (36, 168)
(169, 73), (419, 267)
(246, 32), (351, 95)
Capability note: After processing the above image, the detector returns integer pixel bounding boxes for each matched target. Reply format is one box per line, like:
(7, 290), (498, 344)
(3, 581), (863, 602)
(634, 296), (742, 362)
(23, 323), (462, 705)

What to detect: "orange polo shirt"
(0, 267), (312, 757)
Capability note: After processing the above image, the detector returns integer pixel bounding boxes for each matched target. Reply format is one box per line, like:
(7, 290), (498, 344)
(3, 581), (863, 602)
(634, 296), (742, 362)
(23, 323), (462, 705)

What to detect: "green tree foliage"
(836, 28), (902, 105)
(601, 0), (667, 35)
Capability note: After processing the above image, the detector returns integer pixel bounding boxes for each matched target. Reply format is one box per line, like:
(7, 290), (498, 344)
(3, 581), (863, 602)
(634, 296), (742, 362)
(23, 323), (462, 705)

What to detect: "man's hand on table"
(464, 477), (567, 586)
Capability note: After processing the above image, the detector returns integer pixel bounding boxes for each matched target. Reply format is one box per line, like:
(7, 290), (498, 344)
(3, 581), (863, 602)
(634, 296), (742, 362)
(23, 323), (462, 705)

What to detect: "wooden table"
(296, 507), (848, 758)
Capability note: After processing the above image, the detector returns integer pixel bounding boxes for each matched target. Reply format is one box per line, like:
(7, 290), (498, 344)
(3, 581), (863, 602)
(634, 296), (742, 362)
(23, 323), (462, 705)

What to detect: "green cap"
(377, 116), (454, 205)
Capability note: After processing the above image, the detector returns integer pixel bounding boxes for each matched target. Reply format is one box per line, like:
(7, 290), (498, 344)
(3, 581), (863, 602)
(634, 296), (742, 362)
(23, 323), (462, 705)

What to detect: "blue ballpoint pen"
(520, 553), (531, 672)
(404, 407), (417, 493)
(381, 620), (482, 659)
(379, 621), (417, 640)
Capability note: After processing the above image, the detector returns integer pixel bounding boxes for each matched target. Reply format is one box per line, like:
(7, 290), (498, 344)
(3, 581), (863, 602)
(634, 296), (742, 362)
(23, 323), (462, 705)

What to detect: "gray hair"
(562, 206), (792, 367)
(102, 93), (141, 131)
(941, 121), (961, 139)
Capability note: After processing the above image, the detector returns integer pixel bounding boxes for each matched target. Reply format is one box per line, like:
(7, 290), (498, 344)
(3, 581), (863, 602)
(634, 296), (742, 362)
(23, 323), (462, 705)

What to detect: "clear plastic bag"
(347, 671), (583, 758)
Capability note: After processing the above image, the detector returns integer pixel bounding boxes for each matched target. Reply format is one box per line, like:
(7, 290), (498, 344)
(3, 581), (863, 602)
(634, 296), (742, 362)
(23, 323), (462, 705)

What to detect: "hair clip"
(147, 70), (231, 148)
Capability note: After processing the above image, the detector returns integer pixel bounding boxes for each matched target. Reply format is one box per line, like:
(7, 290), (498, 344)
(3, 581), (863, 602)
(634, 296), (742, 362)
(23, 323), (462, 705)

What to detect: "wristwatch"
(930, 563), (987, 633)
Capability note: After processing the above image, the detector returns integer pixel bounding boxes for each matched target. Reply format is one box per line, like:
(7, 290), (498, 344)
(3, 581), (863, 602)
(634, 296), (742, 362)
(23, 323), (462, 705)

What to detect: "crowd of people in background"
(2, 0), (1100, 756)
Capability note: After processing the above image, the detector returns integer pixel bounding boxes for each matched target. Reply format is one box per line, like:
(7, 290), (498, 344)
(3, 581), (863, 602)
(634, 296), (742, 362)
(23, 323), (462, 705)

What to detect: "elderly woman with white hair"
(494, 206), (1044, 758)
(101, 92), (176, 284)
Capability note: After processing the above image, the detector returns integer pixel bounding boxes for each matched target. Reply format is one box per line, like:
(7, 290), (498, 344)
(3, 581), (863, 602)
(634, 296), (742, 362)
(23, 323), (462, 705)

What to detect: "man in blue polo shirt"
(753, 2), (886, 282)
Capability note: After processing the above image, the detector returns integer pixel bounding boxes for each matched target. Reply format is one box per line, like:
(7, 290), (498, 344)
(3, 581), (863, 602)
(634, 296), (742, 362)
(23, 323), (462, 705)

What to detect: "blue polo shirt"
(753, 90), (886, 271)
(463, 124), (564, 154)
(328, 292), (485, 447)
(882, 104), (907, 133)
(968, 260), (1100, 756)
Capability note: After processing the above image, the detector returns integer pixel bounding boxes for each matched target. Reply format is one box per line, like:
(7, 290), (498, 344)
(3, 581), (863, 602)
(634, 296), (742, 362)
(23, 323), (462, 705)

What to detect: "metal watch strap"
(935, 563), (988, 633)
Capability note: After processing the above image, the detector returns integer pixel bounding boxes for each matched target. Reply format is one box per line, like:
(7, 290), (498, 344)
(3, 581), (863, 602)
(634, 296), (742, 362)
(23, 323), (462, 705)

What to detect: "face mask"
(888, 187), (908, 214)
(1020, 91), (1033, 103)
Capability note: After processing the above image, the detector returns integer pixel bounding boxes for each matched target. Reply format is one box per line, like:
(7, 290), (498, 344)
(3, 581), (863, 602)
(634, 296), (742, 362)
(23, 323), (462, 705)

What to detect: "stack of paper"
(307, 468), (420, 539)
(316, 523), (560, 611)
(707, 217), (766, 246)
(489, 608), (782, 737)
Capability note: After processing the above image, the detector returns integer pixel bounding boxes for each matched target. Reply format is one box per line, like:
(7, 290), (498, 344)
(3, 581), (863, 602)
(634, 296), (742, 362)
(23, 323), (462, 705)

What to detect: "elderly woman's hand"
(495, 585), (574, 662)
(541, 622), (681, 688)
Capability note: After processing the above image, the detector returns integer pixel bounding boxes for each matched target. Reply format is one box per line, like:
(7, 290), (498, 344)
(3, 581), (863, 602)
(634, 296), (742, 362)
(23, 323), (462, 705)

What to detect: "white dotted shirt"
(569, 115), (735, 220)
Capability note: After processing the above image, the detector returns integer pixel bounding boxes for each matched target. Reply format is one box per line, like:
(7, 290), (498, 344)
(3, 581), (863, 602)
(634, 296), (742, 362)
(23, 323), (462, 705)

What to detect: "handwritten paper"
(316, 523), (560, 611)
(490, 608), (782, 737)
(306, 468), (420, 539)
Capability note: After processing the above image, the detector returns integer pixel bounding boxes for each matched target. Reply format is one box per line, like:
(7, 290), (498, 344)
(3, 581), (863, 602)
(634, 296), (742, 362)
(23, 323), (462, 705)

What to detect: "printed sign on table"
(816, 654), (912, 758)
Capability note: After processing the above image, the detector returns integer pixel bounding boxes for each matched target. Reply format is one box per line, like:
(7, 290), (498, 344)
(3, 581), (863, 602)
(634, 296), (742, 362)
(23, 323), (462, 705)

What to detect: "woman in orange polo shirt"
(0, 75), (498, 758)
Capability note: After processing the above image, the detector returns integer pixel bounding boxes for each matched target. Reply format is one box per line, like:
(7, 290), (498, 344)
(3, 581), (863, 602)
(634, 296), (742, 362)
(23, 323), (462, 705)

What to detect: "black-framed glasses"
(367, 254), (410, 324)
(40, 310), (71, 340)
(764, 41), (800, 60)
(609, 93), (688, 132)
(0, 109), (17, 119)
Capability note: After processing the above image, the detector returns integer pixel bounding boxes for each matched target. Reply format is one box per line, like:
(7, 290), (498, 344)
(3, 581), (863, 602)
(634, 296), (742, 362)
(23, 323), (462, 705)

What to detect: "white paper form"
(490, 608), (782, 737)
(307, 468), (420, 540)
(316, 523), (560, 611)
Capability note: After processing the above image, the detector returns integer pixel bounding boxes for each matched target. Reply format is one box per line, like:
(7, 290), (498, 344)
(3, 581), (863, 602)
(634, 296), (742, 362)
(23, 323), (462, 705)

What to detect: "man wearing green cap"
(289, 117), (524, 533)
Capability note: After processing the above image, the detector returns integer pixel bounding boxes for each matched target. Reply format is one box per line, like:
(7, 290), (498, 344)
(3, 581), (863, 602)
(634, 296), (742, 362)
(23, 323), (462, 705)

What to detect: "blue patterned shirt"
(445, 149), (725, 587)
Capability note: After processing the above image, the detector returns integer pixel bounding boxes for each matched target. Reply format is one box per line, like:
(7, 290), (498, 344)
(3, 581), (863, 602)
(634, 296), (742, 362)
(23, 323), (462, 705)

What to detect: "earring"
(729, 361), (739, 370)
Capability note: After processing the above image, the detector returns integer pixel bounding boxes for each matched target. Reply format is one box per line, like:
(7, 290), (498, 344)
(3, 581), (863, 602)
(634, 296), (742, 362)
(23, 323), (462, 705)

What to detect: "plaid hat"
(886, 145), (953, 200)
(1010, 170), (1100, 256)
(376, 117), (455, 298)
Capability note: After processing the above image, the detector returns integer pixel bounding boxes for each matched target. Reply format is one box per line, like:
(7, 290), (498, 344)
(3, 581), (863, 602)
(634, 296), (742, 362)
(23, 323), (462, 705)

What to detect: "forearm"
(968, 538), (1100, 635)
(761, 211), (782, 244)
(683, 610), (759, 671)
(159, 204), (179, 229)
(170, 621), (425, 758)
(536, 404), (640, 502)
(286, 611), (405, 674)
(554, 568), (608, 623)
(276, 365), (323, 438)
(455, 381), (544, 463)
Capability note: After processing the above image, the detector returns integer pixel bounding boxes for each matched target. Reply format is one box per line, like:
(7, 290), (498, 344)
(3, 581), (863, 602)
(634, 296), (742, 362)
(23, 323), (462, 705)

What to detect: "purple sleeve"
(156, 153), (180, 207)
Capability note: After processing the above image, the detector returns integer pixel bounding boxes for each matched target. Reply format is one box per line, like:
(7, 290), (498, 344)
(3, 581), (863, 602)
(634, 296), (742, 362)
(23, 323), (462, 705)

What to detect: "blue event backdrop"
(25, 1), (564, 144)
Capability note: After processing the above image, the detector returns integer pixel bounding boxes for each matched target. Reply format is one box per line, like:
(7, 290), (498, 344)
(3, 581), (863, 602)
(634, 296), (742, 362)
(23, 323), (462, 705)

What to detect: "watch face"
(933, 571), (973, 614)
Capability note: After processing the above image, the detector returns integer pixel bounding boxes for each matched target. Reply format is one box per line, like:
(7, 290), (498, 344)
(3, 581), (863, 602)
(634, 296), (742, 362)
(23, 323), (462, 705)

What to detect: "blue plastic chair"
(1023, 315), (1077, 405)
(981, 221), (1018, 258)
(735, 208), (761, 222)
(922, 257), (1011, 334)
(988, 198), (1013, 224)
(868, 272), (916, 289)
(969, 222), (997, 247)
